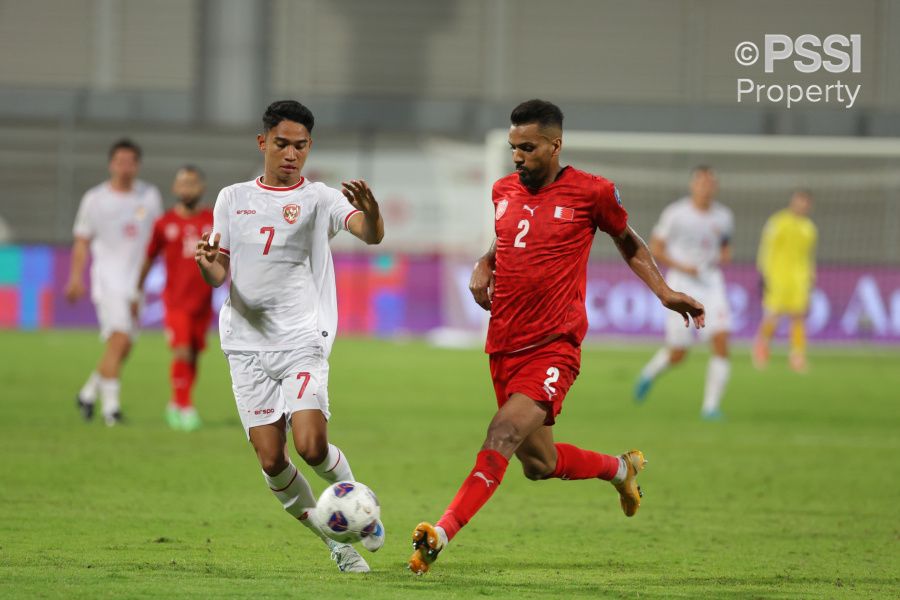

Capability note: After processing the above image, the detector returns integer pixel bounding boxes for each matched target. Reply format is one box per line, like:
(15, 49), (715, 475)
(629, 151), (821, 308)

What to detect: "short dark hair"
(691, 165), (715, 176)
(263, 100), (315, 133)
(108, 138), (142, 161)
(178, 164), (205, 180)
(510, 99), (564, 131)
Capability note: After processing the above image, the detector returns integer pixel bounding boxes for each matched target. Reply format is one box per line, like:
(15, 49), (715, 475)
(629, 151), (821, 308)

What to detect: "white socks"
(264, 462), (334, 544)
(79, 371), (100, 403)
(99, 377), (120, 417)
(702, 356), (730, 414)
(265, 446), (357, 548)
(313, 444), (354, 483)
(610, 456), (628, 484)
(641, 348), (671, 380)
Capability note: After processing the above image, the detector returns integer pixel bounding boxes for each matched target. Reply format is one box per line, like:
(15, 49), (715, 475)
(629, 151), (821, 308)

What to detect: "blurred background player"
(634, 166), (734, 420)
(135, 165), (214, 430)
(408, 100), (705, 575)
(753, 190), (818, 373)
(66, 139), (163, 426)
(196, 100), (386, 573)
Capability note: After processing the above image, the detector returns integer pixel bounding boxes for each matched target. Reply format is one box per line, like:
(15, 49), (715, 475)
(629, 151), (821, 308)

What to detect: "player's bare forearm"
(478, 238), (497, 269)
(65, 237), (90, 302)
(719, 244), (732, 266)
(69, 237), (89, 281)
(198, 254), (228, 288)
(614, 227), (669, 298)
(136, 257), (153, 294)
(469, 238), (497, 311)
(343, 180), (384, 244)
(350, 206), (384, 245)
(615, 227), (705, 328)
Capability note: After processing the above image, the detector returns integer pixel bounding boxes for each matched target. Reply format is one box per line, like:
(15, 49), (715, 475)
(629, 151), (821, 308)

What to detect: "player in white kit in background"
(196, 101), (386, 573)
(66, 139), (163, 426)
(634, 166), (734, 420)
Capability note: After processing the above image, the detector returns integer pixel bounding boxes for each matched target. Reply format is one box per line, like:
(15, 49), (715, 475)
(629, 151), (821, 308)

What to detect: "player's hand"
(661, 289), (705, 329)
(195, 232), (220, 267)
(341, 180), (379, 216)
(469, 258), (495, 311)
(129, 292), (142, 320)
(64, 278), (85, 303)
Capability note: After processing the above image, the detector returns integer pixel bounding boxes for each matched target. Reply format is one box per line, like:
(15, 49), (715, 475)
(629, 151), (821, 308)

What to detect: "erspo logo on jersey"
(236, 209), (256, 215)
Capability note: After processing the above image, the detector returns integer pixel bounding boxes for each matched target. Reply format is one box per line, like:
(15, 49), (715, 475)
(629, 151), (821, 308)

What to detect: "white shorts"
(225, 345), (331, 437)
(664, 270), (732, 347)
(94, 296), (138, 341)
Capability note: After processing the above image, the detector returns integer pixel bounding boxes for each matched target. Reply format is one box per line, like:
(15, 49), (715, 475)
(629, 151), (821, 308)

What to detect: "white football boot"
(328, 541), (370, 573)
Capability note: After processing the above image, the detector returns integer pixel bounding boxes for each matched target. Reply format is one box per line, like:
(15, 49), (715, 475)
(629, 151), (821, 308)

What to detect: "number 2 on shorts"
(543, 367), (560, 396)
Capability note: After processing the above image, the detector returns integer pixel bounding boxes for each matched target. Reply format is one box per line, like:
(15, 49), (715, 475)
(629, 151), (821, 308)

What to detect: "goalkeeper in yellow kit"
(753, 190), (817, 372)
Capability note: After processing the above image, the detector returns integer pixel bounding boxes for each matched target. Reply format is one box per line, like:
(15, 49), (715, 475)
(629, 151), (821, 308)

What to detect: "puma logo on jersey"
(523, 205), (537, 216)
(473, 472), (495, 487)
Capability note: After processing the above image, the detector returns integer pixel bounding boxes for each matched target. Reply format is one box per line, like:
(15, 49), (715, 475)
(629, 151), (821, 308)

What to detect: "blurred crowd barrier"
(3, 245), (900, 343)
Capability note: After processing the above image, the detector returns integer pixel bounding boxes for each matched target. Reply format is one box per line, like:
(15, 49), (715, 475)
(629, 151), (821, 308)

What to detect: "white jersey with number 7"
(211, 176), (360, 354)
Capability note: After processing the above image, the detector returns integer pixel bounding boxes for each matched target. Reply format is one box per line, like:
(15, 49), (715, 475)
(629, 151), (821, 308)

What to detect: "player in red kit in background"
(135, 166), (214, 431)
(409, 100), (706, 574)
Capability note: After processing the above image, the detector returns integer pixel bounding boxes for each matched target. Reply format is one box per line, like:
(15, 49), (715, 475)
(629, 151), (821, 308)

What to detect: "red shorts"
(489, 337), (581, 425)
(164, 308), (212, 351)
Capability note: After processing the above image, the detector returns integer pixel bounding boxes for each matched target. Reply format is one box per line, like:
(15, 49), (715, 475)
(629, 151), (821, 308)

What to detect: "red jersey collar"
(256, 176), (305, 191)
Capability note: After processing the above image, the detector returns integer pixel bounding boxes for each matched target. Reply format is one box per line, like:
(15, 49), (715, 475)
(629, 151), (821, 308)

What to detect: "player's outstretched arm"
(131, 256), (155, 318)
(613, 226), (705, 329)
(64, 236), (90, 303)
(195, 232), (229, 287)
(469, 238), (497, 311)
(343, 179), (384, 245)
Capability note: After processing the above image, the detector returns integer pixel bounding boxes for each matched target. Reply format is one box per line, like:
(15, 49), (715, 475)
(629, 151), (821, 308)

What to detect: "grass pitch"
(0, 331), (898, 599)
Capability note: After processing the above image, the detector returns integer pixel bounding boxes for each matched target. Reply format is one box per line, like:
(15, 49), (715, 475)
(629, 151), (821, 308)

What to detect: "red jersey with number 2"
(486, 167), (628, 355)
(146, 207), (215, 315)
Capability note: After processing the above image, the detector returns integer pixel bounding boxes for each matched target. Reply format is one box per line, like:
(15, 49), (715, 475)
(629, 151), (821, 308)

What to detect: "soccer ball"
(315, 481), (380, 544)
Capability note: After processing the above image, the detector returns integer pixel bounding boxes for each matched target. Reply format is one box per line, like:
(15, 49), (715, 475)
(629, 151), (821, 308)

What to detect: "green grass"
(1, 331), (898, 599)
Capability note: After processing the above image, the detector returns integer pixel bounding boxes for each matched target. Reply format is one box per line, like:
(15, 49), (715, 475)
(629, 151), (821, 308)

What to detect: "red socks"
(436, 449), (509, 541)
(550, 443), (620, 481)
(434, 445), (617, 542)
(171, 359), (196, 409)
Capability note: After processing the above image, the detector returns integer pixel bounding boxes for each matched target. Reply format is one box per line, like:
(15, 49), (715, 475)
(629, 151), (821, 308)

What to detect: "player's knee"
(669, 348), (688, 364)
(257, 452), (288, 476)
(483, 420), (525, 453)
(295, 439), (328, 467)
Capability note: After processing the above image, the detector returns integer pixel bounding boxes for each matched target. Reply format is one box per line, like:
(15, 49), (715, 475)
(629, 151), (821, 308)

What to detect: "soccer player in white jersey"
(634, 166), (734, 420)
(66, 139), (163, 426)
(196, 100), (385, 573)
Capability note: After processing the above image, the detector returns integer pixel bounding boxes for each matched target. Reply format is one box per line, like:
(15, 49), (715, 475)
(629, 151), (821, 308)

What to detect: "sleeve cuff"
(344, 209), (362, 230)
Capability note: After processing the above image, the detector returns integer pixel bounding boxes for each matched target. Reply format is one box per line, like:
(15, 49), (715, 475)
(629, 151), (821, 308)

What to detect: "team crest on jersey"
(282, 204), (300, 224)
(614, 186), (623, 206)
(164, 222), (180, 241)
(495, 199), (508, 220)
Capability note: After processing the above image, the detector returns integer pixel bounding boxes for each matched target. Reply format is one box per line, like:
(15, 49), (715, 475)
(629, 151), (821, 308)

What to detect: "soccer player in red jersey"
(408, 100), (706, 574)
(135, 166), (214, 430)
